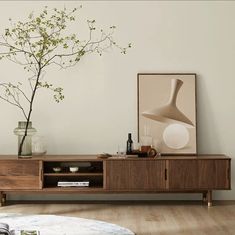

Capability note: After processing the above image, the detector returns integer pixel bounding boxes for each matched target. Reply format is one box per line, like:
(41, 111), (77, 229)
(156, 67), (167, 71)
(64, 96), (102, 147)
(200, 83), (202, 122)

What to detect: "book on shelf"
(0, 223), (39, 235)
(57, 181), (89, 187)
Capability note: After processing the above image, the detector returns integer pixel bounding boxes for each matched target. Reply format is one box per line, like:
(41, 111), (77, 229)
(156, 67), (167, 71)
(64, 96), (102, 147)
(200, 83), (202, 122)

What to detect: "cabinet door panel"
(106, 160), (165, 191)
(129, 160), (166, 190)
(147, 161), (166, 190)
(168, 160), (198, 189)
(0, 176), (40, 190)
(0, 160), (40, 190)
(198, 160), (230, 189)
(106, 160), (130, 190)
(0, 161), (39, 176)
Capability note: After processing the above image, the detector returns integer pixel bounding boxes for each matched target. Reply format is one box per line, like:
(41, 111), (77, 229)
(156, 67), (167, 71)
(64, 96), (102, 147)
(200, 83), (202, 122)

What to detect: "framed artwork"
(137, 73), (197, 155)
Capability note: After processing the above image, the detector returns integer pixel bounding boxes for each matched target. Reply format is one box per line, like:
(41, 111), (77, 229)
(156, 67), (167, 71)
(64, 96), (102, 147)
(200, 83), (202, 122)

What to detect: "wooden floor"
(0, 201), (235, 235)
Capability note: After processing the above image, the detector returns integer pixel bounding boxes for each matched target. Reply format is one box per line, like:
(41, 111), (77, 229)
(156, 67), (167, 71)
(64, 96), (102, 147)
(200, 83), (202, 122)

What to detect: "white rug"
(0, 214), (135, 235)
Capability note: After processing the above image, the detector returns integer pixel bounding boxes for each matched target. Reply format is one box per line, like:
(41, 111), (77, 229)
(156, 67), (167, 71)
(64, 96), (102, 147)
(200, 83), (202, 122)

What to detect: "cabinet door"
(106, 160), (166, 191)
(198, 160), (230, 189)
(0, 160), (41, 190)
(106, 160), (130, 190)
(129, 160), (166, 190)
(168, 160), (198, 190)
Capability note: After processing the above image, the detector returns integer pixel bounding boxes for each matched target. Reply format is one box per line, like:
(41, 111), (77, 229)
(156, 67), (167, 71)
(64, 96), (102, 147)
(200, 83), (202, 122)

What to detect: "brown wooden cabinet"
(168, 160), (198, 190)
(198, 160), (230, 189)
(106, 160), (165, 190)
(106, 160), (129, 190)
(0, 155), (231, 207)
(0, 160), (41, 190)
(167, 159), (230, 191)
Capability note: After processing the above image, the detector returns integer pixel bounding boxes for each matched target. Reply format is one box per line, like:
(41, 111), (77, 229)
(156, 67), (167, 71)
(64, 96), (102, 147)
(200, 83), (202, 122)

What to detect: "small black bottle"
(126, 133), (133, 154)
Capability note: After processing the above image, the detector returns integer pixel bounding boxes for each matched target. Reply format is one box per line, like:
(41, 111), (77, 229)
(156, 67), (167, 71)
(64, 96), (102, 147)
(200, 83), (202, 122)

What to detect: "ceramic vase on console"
(14, 121), (36, 157)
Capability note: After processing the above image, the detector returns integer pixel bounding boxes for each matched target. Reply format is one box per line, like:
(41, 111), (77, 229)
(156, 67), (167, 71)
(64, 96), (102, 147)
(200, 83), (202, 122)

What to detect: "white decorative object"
(0, 214), (134, 235)
(163, 124), (189, 149)
(52, 167), (62, 173)
(69, 167), (79, 173)
(32, 136), (47, 155)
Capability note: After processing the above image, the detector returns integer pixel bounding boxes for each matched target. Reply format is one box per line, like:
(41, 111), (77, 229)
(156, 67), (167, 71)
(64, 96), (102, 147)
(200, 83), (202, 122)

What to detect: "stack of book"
(57, 181), (89, 187)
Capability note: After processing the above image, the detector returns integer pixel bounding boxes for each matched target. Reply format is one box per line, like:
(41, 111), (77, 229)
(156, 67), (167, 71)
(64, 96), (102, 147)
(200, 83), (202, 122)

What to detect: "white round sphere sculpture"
(163, 124), (189, 149)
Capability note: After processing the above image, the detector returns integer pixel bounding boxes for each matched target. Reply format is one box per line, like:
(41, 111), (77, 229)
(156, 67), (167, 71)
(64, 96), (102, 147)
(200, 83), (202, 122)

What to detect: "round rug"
(0, 214), (135, 235)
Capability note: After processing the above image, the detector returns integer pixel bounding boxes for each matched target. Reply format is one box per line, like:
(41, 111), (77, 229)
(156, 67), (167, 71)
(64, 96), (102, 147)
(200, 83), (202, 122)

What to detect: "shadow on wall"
(196, 74), (222, 154)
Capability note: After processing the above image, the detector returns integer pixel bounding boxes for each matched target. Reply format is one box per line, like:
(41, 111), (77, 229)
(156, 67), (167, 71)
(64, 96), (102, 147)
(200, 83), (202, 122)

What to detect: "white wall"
(0, 1), (234, 200)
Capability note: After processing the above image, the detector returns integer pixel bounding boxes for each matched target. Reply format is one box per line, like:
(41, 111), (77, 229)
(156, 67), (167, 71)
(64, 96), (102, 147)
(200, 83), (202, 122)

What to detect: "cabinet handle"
(165, 169), (167, 180)
(41, 168), (43, 186)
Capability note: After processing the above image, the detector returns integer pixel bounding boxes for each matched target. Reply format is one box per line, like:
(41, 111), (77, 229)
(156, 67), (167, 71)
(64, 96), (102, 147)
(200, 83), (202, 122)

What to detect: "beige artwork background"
(138, 74), (196, 154)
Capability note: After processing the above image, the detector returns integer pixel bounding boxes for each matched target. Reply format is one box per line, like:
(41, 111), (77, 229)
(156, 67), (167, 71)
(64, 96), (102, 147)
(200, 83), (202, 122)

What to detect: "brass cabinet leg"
(207, 190), (212, 207)
(203, 192), (207, 202)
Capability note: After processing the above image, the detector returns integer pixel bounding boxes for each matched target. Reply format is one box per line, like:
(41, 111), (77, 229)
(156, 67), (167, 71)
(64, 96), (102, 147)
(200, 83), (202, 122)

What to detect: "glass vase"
(14, 121), (37, 157)
(32, 135), (47, 155)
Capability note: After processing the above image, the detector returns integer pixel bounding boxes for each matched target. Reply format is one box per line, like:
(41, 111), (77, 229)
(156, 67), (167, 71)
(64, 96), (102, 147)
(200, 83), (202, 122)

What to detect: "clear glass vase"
(32, 135), (47, 155)
(14, 121), (37, 157)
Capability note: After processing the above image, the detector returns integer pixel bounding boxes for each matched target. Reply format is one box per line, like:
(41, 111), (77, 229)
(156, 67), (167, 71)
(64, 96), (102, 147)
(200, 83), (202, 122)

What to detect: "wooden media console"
(0, 155), (231, 207)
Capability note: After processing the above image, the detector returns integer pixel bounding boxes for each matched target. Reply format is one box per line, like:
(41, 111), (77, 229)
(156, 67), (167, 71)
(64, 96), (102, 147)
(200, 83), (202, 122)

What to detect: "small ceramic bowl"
(53, 167), (62, 173)
(69, 166), (79, 173)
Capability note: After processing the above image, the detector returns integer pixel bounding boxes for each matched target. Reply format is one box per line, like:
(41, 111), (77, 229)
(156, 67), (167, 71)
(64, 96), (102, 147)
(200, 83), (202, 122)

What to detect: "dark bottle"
(126, 133), (133, 154)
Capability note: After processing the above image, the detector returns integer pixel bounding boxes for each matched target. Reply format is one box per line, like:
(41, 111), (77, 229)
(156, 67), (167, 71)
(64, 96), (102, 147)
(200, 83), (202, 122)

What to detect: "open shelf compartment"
(43, 160), (104, 189)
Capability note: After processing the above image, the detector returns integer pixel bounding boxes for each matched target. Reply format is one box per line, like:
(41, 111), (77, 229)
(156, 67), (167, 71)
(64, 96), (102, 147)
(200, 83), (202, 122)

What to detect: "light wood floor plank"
(0, 201), (235, 235)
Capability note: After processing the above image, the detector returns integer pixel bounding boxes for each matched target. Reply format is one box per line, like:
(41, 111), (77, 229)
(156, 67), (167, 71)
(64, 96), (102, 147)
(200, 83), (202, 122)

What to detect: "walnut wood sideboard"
(0, 154), (231, 207)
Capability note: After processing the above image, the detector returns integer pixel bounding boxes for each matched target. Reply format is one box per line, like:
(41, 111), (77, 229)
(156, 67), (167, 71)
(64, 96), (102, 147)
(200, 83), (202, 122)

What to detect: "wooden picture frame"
(137, 73), (197, 155)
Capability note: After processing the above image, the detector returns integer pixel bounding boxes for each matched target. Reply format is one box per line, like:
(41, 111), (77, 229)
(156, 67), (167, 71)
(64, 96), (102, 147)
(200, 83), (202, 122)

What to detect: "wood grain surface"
(1, 201), (235, 235)
(106, 160), (166, 190)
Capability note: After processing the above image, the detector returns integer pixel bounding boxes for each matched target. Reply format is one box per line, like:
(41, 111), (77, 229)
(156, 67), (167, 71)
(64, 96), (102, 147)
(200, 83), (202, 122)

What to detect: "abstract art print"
(138, 73), (197, 155)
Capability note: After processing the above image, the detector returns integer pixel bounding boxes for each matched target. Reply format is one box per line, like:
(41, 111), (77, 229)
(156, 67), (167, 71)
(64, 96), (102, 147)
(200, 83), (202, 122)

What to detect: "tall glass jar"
(32, 135), (47, 155)
(14, 121), (36, 157)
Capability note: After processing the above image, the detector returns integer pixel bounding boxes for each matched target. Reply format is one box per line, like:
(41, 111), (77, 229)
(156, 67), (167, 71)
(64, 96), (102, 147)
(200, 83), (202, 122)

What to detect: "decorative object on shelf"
(133, 146), (158, 158)
(0, 6), (131, 157)
(138, 152), (147, 158)
(32, 136), (47, 156)
(58, 181), (89, 187)
(69, 166), (79, 173)
(127, 149), (147, 158)
(117, 145), (126, 157)
(140, 124), (153, 153)
(126, 133), (133, 154)
(13, 121), (36, 157)
(0, 214), (135, 235)
(138, 73), (197, 155)
(140, 145), (151, 153)
(52, 167), (62, 173)
(97, 153), (112, 159)
(147, 147), (158, 158)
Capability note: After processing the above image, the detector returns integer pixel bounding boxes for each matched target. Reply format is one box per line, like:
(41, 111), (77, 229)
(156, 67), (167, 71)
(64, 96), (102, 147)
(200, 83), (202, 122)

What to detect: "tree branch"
(0, 95), (27, 119)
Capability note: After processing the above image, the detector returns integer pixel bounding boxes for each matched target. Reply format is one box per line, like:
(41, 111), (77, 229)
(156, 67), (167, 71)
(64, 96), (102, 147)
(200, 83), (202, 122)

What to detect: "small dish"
(97, 153), (112, 159)
(53, 167), (62, 173)
(69, 167), (79, 173)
